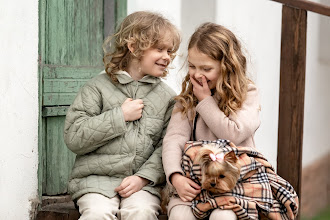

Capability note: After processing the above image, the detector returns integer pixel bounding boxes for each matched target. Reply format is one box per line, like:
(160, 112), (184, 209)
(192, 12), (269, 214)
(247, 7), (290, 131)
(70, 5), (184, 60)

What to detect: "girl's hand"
(171, 173), (201, 202)
(121, 98), (144, 121)
(190, 75), (211, 101)
(114, 176), (150, 198)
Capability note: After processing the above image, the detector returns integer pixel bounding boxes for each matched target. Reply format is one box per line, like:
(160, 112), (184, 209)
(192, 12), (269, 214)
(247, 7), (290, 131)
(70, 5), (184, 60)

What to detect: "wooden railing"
(271, 0), (329, 219)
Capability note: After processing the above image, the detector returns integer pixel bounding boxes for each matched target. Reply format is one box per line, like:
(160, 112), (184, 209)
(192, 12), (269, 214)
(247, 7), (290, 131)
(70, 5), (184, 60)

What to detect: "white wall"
(303, 6), (330, 166)
(0, 0), (39, 219)
(215, 0), (282, 167)
(215, 0), (330, 167)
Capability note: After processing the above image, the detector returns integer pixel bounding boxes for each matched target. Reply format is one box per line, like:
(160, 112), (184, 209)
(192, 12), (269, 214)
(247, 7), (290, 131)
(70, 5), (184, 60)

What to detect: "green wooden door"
(38, 0), (127, 196)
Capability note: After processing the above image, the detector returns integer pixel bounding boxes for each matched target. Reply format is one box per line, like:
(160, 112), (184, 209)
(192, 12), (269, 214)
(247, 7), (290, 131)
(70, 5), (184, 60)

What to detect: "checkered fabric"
(182, 139), (299, 220)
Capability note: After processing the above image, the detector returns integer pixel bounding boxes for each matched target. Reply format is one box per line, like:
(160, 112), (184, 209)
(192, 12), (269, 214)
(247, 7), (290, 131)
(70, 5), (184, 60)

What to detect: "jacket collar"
(115, 70), (161, 84)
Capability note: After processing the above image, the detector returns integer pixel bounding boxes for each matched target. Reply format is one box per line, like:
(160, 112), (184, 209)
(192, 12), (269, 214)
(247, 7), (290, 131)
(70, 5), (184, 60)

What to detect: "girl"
(162, 22), (261, 220)
(64, 11), (180, 220)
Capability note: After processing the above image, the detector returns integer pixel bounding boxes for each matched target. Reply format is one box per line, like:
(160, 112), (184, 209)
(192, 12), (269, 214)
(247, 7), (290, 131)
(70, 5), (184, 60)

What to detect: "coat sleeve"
(195, 84), (261, 145)
(162, 102), (192, 185)
(64, 84), (127, 155)
(135, 98), (176, 186)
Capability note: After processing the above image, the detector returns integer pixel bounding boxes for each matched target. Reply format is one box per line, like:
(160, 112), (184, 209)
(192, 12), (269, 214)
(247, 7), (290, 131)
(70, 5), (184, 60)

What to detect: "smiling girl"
(162, 22), (261, 220)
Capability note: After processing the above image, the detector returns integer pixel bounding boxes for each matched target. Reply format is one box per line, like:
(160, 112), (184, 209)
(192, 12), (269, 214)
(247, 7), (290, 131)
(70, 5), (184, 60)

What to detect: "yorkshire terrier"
(194, 144), (241, 194)
(161, 143), (241, 213)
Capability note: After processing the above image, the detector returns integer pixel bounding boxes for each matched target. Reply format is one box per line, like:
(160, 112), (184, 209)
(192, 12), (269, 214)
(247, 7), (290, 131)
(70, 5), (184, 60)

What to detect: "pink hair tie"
(209, 153), (224, 162)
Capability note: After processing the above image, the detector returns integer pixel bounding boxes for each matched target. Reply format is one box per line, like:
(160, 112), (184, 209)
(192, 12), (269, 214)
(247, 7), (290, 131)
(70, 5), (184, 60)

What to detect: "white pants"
(77, 191), (161, 220)
(169, 204), (237, 220)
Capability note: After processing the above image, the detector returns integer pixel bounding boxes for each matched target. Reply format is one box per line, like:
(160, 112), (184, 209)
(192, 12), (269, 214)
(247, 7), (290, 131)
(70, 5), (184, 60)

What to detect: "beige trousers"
(169, 204), (237, 220)
(77, 191), (161, 220)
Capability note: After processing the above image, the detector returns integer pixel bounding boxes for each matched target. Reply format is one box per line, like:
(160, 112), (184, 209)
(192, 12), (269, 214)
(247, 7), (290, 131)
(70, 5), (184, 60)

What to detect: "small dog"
(161, 143), (241, 213)
(194, 144), (241, 194)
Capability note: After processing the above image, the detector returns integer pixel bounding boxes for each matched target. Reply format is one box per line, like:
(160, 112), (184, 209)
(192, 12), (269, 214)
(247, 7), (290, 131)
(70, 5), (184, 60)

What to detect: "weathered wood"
(277, 5), (307, 220)
(115, 0), (127, 25)
(271, 0), (330, 16)
(44, 116), (76, 195)
(43, 79), (88, 93)
(43, 93), (77, 106)
(42, 106), (69, 117)
(104, 0), (115, 38)
(44, 0), (104, 66)
(38, 0), (127, 198)
(42, 66), (104, 79)
(38, 0), (109, 195)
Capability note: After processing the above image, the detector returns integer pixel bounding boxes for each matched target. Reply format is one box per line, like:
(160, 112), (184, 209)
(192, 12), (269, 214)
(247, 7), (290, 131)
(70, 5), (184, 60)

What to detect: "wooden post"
(277, 5), (307, 219)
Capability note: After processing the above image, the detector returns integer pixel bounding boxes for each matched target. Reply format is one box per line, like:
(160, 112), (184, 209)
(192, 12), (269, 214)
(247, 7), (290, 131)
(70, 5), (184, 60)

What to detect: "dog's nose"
(210, 183), (216, 187)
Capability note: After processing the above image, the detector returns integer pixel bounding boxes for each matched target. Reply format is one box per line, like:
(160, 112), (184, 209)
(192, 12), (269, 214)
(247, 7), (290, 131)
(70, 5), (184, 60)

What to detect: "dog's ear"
(194, 148), (213, 165)
(224, 151), (238, 163)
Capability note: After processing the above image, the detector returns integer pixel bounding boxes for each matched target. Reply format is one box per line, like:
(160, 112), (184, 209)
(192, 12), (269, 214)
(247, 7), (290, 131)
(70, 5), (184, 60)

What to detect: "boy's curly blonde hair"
(176, 22), (250, 118)
(103, 11), (181, 82)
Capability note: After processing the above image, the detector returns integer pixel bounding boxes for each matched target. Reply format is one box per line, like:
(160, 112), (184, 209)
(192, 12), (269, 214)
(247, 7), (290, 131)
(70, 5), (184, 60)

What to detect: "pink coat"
(162, 84), (261, 211)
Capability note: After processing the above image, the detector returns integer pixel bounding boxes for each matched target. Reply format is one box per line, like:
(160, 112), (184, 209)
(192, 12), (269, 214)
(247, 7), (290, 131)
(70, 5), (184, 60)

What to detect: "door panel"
(44, 116), (75, 195)
(38, 0), (126, 195)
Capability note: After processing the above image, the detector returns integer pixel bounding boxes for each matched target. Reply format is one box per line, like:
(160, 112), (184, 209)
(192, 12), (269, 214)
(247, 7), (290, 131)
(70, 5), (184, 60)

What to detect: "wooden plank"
(38, 0), (47, 200)
(45, 116), (76, 195)
(104, 0), (115, 38)
(42, 66), (103, 79)
(115, 0), (127, 25)
(44, 0), (104, 66)
(43, 93), (77, 106)
(41, 118), (47, 195)
(271, 0), (330, 16)
(277, 5), (307, 219)
(42, 106), (69, 117)
(43, 79), (88, 93)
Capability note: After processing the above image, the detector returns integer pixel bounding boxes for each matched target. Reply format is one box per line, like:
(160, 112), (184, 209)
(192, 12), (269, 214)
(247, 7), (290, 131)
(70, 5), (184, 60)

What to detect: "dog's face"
(194, 144), (241, 194)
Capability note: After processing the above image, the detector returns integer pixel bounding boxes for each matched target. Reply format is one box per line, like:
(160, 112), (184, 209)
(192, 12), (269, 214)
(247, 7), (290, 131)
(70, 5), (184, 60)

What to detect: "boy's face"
(139, 34), (173, 78)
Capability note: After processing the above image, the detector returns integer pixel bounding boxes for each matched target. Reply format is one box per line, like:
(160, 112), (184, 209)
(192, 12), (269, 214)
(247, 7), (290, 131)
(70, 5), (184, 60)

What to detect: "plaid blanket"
(181, 139), (299, 220)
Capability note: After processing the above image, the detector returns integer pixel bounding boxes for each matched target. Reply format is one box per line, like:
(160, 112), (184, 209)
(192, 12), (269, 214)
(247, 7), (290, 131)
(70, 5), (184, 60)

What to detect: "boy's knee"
(136, 207), (158, 217)
(120, 207), (158, 220)
(80, 207), (112, 220)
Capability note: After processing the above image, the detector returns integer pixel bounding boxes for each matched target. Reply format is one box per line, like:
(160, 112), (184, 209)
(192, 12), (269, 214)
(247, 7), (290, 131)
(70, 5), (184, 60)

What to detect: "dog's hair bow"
(209, 152), (225, 162)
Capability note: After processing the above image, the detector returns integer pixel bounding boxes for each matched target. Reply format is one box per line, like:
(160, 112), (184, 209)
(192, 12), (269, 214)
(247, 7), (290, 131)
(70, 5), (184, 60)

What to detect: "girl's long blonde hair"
(176, 22), (250, 118)
(103, 11), (181, 82)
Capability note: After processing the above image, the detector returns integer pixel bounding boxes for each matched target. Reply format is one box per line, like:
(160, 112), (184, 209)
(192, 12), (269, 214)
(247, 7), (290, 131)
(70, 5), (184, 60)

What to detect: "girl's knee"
(168, 210), (183, 220)
(209, 209), (237, 220)
(169, 205), (196, 220)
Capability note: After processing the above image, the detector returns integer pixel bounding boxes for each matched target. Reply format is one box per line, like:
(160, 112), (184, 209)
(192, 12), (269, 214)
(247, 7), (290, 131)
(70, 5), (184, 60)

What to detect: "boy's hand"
(121, 98), (144, 121)
(114, 176), (150, 198)
(190, 76), (211, 101)
(171, 173), (201, 202)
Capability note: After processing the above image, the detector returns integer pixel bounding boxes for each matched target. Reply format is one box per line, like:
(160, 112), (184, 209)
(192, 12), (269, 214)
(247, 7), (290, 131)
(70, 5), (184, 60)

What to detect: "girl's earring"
(138, 67), (142, 73)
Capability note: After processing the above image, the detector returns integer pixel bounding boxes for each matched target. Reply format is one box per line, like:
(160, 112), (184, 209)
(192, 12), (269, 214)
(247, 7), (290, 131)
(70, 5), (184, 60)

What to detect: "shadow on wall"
(301, 153), (330, 219)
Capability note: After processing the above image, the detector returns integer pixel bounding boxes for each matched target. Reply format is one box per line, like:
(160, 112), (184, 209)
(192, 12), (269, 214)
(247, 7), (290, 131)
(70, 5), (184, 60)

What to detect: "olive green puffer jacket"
(64, 71), (176, 200)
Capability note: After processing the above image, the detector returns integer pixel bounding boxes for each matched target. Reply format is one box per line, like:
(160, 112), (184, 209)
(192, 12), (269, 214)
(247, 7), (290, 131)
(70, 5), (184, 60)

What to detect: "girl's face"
(188, 47), (221, 90)
(138, 35), (173, 79)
